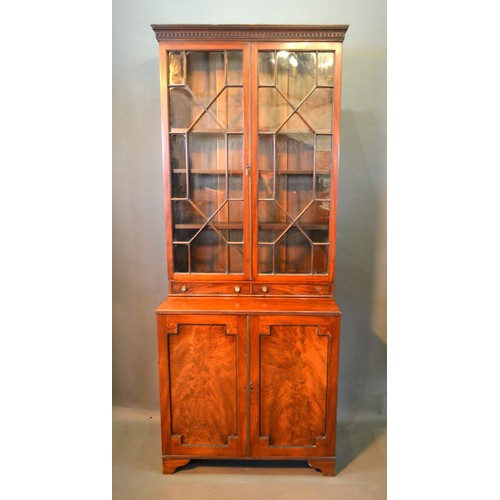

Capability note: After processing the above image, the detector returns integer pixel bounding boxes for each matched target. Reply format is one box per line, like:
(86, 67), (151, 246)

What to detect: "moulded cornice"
(151, 24), (349, 42)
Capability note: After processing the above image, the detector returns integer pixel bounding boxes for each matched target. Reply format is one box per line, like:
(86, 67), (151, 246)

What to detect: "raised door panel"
(157, 314), (247, 457)
(249, 315), (340, 457)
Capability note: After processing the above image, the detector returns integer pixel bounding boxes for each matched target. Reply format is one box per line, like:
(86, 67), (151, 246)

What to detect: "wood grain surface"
(260, 324), (328, 446)
(169, 323), (237, 445)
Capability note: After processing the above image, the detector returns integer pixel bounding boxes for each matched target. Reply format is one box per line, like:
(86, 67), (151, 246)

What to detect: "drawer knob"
(180, 285), (187, 292)
(234, 286), (241, 293)
(261, 286), (268, 293)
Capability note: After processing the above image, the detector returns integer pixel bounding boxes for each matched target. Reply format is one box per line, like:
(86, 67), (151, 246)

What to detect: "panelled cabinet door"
(249, 315), (340, 457)
(157, 314), (247, 456)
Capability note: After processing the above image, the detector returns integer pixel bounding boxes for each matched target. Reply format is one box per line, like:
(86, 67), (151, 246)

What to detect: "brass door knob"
(180, 285), (187, 292)
(261, 286), (268, 293)
(234, 286), (241, 293)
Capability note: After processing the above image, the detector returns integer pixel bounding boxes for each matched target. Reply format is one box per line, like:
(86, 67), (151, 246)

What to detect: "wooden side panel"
(249, 315), (340, 458)
(157, 314), (247, 457)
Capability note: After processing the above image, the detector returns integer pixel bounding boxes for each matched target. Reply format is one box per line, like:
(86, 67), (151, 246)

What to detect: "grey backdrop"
(113, 0), (386, 423)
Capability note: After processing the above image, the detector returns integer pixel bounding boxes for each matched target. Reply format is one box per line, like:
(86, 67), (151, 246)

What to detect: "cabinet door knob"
(180, 285), (187, 292)
(261, 286), (268, 293)
(234, 286), (241, 293)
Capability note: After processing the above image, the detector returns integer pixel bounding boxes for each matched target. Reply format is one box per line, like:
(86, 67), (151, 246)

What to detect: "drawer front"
(170, 282), (251, 295)
(251, 284), (332, 296)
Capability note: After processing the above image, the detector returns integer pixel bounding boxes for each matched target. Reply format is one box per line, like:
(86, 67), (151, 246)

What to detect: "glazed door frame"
(157, 314), (248, 457)
(249, 314), (340, 457)
(250, 42), (344, 283)
(159, 40), (344, 285)
(158, 41), (251, 282)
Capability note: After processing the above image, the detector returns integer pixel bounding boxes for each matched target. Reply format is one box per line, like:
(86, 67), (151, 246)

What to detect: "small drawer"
(170, 282), (250, 295)
(252, 284), (332, 296)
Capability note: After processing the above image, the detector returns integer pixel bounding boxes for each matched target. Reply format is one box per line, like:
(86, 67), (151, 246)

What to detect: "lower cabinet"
(156, 308), (340, 476)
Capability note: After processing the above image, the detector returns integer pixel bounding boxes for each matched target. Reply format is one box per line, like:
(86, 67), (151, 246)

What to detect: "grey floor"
(113, 406), (386, 500)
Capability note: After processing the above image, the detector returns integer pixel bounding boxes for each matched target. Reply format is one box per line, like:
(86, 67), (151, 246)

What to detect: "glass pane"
(258, 200), (289, 226)
(186, 51), (225, 106)
(258, 88), (292, 132)
(297, 200), (330, 228)
(258, 245), (273, 274)
(228, 134), (243, 170)
(258, 173), (274, 200)
(171, 172), (187, 199)
(258, 135), (274, 171)
(168, 51), (184, 85)
(277, 174), (313, 220)
(173, 225), (198, 243)
(258, 52), (275, 85)
(318, 52), (334, 86)
(188, 173), (222, 219)
(191, 226), (227, 273)
(315, 174), (331, 200)
(169, 88), (202, 130)
(257, 50), (333, 276)
(169, 50), (244, 275)
(173, 199), (205, 226)
(228, 135), (243, 199)
(312, 245), (329, 274)
(173, 244), (188, 272)
(188, 133), (225, 171)
(275, 227), (311, 274)
(229, 245), (244, 273)
(316, 135), (332, 172)
(300, 88), (333, 132)
(213, 201), (244, 239)
(191, 112), (222, 132)
(227, 52), (243, 85)
(276, 131), (314, 171)
(276, 51), (316, 107)
(170, 134), (186, 170)
(209, 88), (243, 131)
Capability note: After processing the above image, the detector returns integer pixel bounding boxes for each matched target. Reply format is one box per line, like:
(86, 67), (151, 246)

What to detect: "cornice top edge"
(151, 24), (349, 42)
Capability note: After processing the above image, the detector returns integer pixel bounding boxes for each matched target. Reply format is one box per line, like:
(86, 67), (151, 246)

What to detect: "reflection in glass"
(276, 51), (316, 107)
(258, 52), (275, 85)
(169, 88), (202, 130)
(300, 88), (333, 132)
(227, 51), (243, 85)
(258, 87), (292, 131)
(186, 51), (225, 106)
(318, 52), (334, 86)
(168, 52), (184, 85)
